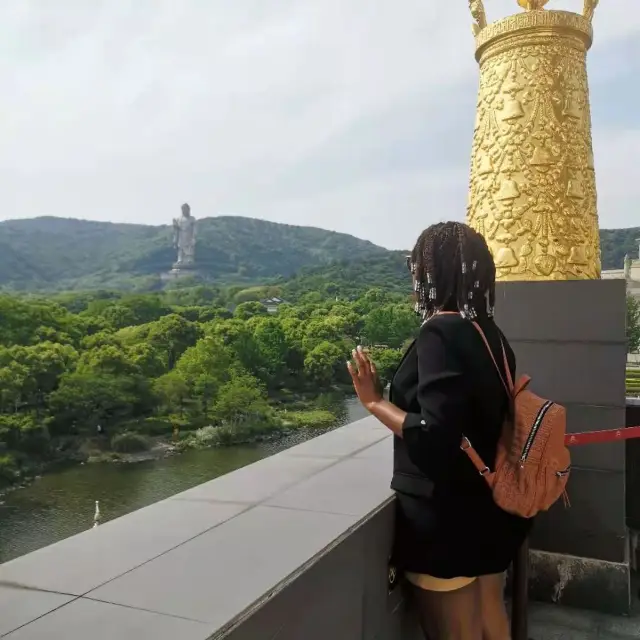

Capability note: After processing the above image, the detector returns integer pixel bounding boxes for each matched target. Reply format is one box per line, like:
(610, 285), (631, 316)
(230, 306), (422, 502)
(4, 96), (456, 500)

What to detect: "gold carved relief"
(466, 10), (601, 281)
(469, 0), (488, 36)
(583, 0), (599, 23)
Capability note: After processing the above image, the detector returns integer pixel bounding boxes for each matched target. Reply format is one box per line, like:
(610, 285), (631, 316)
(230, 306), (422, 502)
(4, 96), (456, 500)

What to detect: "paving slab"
(172, 450), (336, 504)
(265, 456), (393, 517)
(3, 597), (210, 640)
(0, 585), (74, 637)
(87, 505), (358, 632)
(281, 416), (388, 459)
(0, 498), (246, 595)
(354, 435), (393, 459)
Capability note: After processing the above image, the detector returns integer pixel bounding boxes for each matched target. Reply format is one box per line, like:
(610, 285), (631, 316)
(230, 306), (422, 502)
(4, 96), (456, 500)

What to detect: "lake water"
(0, 398), (369, 564)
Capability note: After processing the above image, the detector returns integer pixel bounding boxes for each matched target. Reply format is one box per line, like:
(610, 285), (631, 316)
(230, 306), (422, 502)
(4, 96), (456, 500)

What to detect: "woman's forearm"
(366, 399), (407, 438)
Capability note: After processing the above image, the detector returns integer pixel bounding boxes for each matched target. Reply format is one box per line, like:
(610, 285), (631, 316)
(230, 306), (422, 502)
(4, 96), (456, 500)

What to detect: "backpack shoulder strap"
(470, 322), (514, 395)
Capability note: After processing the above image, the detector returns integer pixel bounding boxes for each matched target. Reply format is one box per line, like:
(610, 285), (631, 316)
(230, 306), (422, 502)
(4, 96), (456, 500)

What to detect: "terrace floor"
(530, 603), (639, 639)
(529, 574), (640, 639)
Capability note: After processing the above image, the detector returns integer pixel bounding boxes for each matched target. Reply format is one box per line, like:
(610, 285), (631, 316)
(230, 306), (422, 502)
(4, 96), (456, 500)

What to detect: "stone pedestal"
(160, 266), (202, 284)
(495, 279), (630, 615)
(171, 261), (196, 272)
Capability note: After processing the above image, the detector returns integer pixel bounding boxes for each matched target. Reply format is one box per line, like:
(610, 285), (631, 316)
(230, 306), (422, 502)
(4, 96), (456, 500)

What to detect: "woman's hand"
(347, 346), (383, 411)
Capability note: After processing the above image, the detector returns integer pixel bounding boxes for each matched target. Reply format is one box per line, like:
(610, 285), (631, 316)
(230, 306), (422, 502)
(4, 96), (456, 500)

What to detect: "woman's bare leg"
(478, 573), (510, 640)
(411, 580), (483, 640)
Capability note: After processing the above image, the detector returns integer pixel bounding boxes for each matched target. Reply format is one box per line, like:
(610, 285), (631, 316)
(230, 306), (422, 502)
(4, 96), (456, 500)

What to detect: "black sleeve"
(401, 323), (468, 479)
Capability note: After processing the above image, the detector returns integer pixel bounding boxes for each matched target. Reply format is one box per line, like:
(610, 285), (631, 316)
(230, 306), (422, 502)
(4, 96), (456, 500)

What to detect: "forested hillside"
(0, 215), (633, 291)
(0, 216), (390, 291)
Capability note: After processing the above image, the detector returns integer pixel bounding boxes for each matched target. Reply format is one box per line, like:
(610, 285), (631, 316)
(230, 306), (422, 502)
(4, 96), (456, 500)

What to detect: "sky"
(0, 0), (638, 250)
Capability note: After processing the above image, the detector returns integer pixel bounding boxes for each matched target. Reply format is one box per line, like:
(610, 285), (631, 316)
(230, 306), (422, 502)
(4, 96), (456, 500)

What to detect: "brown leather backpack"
(461, 322), (571, 519)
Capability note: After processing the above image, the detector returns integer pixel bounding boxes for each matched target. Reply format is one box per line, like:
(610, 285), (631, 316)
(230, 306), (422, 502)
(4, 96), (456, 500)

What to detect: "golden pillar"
(466, 1), (601, 281)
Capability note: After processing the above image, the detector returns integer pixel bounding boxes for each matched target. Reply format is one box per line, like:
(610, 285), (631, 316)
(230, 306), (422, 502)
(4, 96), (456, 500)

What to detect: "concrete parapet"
(0, 419), (421, 639)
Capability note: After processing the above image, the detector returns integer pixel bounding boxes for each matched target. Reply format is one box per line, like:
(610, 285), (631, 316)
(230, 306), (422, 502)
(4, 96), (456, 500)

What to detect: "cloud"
(0, 0), (638, 249)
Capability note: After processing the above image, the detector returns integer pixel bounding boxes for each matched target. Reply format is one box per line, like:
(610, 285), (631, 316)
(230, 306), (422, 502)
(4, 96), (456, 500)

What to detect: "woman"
(348, 222), (532, 640)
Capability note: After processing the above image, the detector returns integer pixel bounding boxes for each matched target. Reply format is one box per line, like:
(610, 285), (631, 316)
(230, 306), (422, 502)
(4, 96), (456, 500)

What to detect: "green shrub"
(177, 425), (231, 450)
(0, 454), (19, 484)
(216, 421), (279, 445)
(0, 414), (51, 456)
(179, 420), (280, 449)
(281, 409), (336, 429)
(191, 425), (219, 447)
(208, 424), (240, 447)
(111, 432), (151, 454)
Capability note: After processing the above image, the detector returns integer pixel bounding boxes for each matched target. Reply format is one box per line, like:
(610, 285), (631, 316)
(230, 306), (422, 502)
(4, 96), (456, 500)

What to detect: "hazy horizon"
(1, 1), (638, 251)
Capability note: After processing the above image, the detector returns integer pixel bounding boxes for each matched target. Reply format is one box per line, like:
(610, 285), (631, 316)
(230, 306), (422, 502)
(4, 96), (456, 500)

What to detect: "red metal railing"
(565, 425), (640, 446)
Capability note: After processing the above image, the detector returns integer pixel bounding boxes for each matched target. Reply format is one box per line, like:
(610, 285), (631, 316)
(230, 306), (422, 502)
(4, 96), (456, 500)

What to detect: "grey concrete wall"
(495, 279), (630, 615)
(0, 418), (421, 640)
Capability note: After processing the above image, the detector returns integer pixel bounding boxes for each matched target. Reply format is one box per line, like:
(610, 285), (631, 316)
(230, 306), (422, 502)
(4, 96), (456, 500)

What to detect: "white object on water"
(93, 500), (101, 528)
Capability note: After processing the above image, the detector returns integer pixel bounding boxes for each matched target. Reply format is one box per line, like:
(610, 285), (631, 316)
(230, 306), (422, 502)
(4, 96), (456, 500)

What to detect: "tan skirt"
(406, 571), (477, 592)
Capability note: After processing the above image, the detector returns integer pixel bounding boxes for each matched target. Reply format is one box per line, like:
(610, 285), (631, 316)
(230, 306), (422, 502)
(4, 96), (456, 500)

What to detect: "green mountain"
(599, 228), (640, 271)
(0, 216), (390, 292)
(0, 215), (633, 292)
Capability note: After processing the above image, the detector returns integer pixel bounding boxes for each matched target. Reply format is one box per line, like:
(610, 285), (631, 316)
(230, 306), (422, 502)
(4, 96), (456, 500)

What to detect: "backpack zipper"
(520, 400), (554, 466)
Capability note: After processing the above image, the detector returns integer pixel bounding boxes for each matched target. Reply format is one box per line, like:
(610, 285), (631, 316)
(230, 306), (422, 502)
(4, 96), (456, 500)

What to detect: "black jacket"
(389, 311), (533, 578)
(390, 312), (515, 501)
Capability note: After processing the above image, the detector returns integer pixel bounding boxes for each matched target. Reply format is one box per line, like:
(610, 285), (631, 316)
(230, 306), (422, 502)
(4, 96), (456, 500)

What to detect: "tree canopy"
(0, 285), (419, 485)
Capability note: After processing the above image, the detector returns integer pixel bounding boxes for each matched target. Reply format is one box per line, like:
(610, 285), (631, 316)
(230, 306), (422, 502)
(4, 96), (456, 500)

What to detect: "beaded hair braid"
(409, 221), (496, 321)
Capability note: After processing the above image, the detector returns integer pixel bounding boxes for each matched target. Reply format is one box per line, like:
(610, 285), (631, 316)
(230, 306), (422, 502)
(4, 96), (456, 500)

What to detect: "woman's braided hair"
(409, 221), (496, 321)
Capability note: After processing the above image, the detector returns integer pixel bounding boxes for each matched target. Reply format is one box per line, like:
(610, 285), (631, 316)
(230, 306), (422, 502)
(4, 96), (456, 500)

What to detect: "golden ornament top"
(473, 11), (593, 60)
(469, 0), (488, 35)
(583, 0), (599, 23)
(517, 0), (550, 9)
(468, 0), (600, 41)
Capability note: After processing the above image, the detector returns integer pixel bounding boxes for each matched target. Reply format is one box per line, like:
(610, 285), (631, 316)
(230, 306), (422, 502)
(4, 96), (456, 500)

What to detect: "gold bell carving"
(567, 175), (585, 199)
(568, 245), (588, 265)
(563, 95), (582, 120)
(478, 155), (493, 175)
(494, 247), (519, 269)
(530, 146), (553, 171)
(496, 178), (520, 202)
(501, 97), (524, 122)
